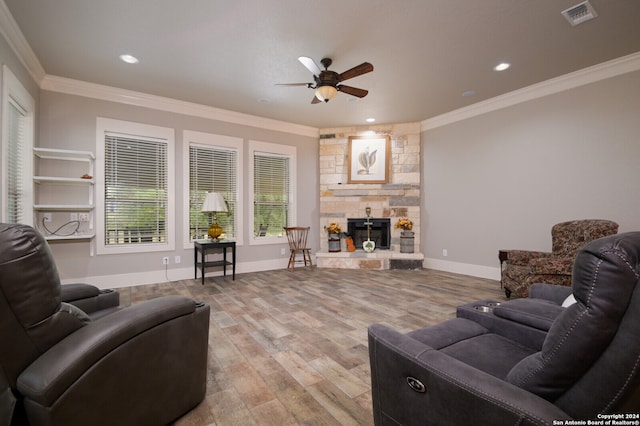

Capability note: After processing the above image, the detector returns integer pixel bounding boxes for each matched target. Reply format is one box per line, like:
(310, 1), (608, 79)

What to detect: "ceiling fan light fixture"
(315, 85), (338, 102)
(119, 54), (139, 64)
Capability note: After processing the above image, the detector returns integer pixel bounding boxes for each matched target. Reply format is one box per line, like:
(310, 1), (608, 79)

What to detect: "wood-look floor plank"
(263, 371), (339, 425)
(272, 350), (325, 387)
(205, 388), (254, 425)
(120, 267), (503, 425)
(250, 399), (298, 426)
(224, 361), (277, 408)
(308, 355), (369, 398)
(208, 325), (244, 369)
(306, 380), (373, 426)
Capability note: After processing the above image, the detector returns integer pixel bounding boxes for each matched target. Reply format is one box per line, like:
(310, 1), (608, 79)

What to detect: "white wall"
(421, 69), (640, 279)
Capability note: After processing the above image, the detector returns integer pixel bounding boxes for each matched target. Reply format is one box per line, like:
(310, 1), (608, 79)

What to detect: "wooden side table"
(194, 239), (236, 285)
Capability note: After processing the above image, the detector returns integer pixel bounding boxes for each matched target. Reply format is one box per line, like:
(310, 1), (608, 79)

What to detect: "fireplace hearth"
(347, 218), (391, 250)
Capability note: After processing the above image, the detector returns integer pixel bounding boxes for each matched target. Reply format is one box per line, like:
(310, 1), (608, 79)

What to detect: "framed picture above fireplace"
(347, 135), (390, 184)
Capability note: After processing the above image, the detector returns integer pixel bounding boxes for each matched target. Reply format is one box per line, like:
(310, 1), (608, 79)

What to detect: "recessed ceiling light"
(366, 118), (376, 123)
(494, 62), (510, 71)
(119, 54), (139, 64)
(258, 98), (271, 104)
(462, 90), (476, 97)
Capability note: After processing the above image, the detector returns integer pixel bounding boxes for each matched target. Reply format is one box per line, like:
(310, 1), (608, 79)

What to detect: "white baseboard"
(423, 258), (501, 281)
(61, 256), (499, 289)
(61, 258), (290, 289)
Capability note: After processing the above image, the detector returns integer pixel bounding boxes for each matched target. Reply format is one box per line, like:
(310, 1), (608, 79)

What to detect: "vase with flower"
(325, 222), (342, 252)
(395, 217), (414, 253)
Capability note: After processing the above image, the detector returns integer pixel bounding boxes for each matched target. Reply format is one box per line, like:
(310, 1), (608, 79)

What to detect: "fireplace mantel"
(318, 123), (422, 261)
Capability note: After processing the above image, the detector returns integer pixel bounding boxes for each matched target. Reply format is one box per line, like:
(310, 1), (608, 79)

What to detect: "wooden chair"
(284, 227), (313, 270)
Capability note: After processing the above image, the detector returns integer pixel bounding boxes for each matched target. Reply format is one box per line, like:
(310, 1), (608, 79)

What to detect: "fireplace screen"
(347, 218), (391, 250)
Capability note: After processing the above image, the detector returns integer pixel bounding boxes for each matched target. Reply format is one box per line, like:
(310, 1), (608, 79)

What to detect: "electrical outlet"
(162, 256), (169, 265)
(78, 213), (90, 222)
(442, 249), (448, 257)
(174, 255), (181, 264)
(281, 248), (286, 256)
(43, 213), (52, 222)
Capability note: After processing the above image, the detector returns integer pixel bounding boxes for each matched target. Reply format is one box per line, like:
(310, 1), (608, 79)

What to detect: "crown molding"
(41, 75), (319, 138)
(0, 0), (45, 84)
(421, 51), (640, 131)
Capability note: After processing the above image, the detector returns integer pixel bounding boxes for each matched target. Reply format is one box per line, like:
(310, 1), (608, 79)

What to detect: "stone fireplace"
(316, 122), (424, 270)
(347, 218), (391, 250)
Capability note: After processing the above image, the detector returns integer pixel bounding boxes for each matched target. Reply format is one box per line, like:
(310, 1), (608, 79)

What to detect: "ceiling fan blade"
(311, 95), (322, 104)
(298, 56), (322, 76)
(275, 83), (313, 87)
(338, 62), (374, 82)
(338, 85), (369, 98)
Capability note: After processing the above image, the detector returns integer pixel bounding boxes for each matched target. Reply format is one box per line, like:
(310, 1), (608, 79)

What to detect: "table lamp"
(201, 192), (228, 240)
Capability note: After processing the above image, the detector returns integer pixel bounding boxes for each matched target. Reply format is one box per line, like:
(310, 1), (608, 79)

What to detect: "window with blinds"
(104, 134), (168, 246)
(2, 66), (34, 226)
(253, 152), (290, 237)
(189, 144), (237, 240)
(5, 101), (26, 223)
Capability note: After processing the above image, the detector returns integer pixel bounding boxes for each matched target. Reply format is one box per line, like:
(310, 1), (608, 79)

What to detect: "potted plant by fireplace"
(325, 222), (342, 252)
(395, 217), (414, 253)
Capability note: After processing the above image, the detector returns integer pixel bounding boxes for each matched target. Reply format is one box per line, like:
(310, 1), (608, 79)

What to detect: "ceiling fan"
(278, 56), (374, 104)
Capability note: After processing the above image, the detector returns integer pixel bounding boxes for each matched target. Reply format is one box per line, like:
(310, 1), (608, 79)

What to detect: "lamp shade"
(314, 85), (338, 102)
(201, 192), (228, 213)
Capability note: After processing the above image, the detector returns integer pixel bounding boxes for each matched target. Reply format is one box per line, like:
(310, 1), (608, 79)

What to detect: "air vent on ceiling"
(562, 1), (598, 26)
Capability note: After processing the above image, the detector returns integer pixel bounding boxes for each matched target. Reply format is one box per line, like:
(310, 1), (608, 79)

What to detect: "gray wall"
(422, 70), (640, 277)
(37, 91), (319, 286)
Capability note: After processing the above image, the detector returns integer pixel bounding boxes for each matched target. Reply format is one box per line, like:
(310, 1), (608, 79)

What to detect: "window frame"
(1, 66), (34, 225)
(182, 130), (243, 249)
(95, 118), (175, 255)
(248, 140), (296, 246)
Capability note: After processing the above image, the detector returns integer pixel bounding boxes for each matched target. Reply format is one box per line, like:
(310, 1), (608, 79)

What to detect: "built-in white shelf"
(44, 233), (96, 241)
(33, 147), (95, 161)
(33, 176), (94, 185)
(34, 204), (93, 211)
(33, 147), (96, 253)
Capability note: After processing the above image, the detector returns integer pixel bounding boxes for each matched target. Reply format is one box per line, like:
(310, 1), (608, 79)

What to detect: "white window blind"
(5, 100), (25, 223)
(189, 144), (237, 239)
(2, 66), (33, 226)
(104, 133), (168, 245)
(253, 152), (290, 237)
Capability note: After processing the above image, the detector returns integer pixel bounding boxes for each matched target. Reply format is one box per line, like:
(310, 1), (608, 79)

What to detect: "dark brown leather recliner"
(0, 223), (210, 425)
(59, 283), (120, 320)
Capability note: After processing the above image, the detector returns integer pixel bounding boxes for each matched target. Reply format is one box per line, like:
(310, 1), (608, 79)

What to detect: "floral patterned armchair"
(501, 219), (618, 298)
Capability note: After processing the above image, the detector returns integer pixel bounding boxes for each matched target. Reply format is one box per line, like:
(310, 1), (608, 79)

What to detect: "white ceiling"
(4, 0), (640, 129)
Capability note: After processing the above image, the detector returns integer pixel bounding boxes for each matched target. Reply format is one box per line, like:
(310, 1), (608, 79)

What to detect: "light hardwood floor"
(116, 267), (504, 425)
